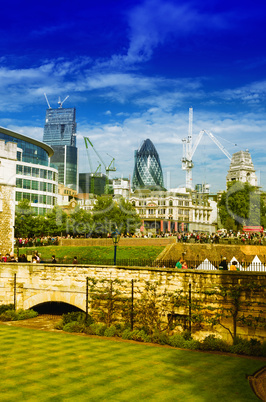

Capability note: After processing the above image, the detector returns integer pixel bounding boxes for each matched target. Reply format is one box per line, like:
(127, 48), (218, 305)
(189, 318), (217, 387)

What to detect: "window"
(47, 183), (52, 192)
(16, 192), (22, 201)
(40, 169), (47, 179)
(32, 181), (39, 191)
(16, 178), (23, 188)
(40, 182), (47, 192)
(23, 193), (31, 201)
(39, 195), (46, 204)
(31, 194), (39, 204)
(23, 179), (31, 189)
(32, 168), (39, 177)
(24, 166), (31, 176)
(48, 171), (53, 180)
(16, 165), (23, 175)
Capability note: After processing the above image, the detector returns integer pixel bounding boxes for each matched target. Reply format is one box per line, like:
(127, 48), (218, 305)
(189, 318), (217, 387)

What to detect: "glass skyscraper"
(43, 107), (78, 190)
(132, 139), (164, 190)
(43, 108), (77, 147)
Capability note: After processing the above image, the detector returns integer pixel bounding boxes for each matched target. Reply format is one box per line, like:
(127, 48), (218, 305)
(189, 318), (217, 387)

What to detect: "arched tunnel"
(31, 302), (84, 315)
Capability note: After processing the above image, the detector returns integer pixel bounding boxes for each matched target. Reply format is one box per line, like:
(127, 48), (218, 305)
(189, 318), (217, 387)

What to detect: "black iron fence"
(27, 257), (266, 272)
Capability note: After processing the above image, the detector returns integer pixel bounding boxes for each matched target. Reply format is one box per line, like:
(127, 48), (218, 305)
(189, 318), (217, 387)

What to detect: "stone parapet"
(0, 263), (265, 343)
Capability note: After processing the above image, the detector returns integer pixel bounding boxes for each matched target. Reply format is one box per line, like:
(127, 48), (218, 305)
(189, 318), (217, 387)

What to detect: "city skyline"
(1, 1), (266, 192)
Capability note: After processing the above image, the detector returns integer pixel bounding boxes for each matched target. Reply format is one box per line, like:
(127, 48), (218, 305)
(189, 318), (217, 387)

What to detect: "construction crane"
(44, 93), (51, 109)
(58, 95), (69, 108)
(182, 107), (194, 188)
(182, 108), (232, 189)
(84, 137), (116, 194)
(44, 94), (69, 109)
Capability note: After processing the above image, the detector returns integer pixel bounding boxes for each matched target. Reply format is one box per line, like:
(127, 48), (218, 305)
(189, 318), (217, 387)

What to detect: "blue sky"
(1, 0), (266, 192)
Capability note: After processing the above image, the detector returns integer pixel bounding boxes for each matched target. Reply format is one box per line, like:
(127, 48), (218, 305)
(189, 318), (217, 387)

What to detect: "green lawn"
(0, 325), (263, 401)
(22, 245), (165, 264)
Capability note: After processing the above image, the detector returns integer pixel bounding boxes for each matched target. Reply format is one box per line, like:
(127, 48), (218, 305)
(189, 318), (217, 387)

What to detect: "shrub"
(0, 304), (14, 314)
(54, 320), (64, 330)
(131, 330), (151, 342)
(104, 325), (117, 337)
(182, 330), (193, 341)
(61, 312), (88, 325)
(229, 337), (263, 356)
(122, 329), (132, 340)
(16, 309), (38, 320)
(89, 323), (107, 336)
(0, 310), (17, 321)
(151, 331), (169, 345)
(0, 308), (37, 322)
(200, 335), (229, 352)
(168, 334), (186, 348)
(63, 321), (86, 333)
(183, 339), (201, 350)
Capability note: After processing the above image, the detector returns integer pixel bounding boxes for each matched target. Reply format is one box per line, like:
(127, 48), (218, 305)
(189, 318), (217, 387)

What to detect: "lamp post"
(111, 229), (121, 265)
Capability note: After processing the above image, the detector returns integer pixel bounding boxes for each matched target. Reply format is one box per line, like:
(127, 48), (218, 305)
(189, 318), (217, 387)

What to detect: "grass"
(22, 245), (165, 264)
(0, 324), (264, 401)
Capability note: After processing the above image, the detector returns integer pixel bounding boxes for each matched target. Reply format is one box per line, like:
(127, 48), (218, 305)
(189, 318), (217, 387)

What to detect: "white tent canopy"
(196, 258), (217, 270)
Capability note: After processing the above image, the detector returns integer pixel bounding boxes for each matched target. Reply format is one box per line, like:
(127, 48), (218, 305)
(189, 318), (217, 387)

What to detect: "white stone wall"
(0, 141), (17, 254)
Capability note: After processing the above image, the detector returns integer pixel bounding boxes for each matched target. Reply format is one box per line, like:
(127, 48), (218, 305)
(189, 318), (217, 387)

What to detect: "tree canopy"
(14, 197), (141, 238)
(218, 182), (266, 231)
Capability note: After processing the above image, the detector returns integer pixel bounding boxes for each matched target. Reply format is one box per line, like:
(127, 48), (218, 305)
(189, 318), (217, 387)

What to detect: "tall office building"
(132, 139), (164, 190)
(43, 106), (78, 190)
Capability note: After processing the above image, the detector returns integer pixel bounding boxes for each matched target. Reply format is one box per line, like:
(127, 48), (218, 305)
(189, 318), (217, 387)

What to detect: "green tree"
(67, 206), (92, 236)
(92, 196), (141, 236)
(15, 199), (35, 238)
(45, 206), (68, 236)
(218, 182), (266, 231)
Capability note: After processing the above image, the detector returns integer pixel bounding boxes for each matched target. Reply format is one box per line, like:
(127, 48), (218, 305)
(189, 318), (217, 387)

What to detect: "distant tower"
(132, 139), (164, 190)
(226, 150), (258, 187)
(43, 96), (78, 190)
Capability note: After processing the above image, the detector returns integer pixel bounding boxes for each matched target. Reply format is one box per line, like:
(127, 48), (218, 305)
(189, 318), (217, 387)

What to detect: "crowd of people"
(175, 231), (265, 244)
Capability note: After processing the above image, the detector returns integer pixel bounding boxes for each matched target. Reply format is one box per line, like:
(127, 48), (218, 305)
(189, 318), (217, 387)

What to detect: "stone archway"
(23, 291), (86, 312)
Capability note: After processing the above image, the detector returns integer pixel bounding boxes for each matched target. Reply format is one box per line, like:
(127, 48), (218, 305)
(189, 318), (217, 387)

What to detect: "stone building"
(129, 188), (216, 235)
(0, 140), (17, 254)
(226, 150), (258, 187)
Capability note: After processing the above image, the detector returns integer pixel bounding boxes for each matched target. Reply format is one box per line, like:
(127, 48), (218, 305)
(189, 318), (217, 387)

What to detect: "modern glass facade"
(43, 108), (77, 147)
(50, 145), (78, 190)
(79, 173), (107, 195)
(132, 139), (164, 190)
(0, 127), (58, 215)
(0, 129), (50, 166)
(43, 107), (78, 190)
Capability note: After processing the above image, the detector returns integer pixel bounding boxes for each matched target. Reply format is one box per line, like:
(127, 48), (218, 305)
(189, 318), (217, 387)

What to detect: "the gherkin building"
(132, 139), (164, 190)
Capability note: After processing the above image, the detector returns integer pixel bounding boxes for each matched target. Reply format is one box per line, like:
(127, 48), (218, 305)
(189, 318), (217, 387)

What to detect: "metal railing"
(37, 258), (266, 272)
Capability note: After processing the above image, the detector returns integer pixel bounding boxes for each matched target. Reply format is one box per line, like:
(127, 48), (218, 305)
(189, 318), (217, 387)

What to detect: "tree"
(218, 182), (266, 231)
(67, 206), (92, 236)
(92, 196), (141, 236)
(15, 199), (35, 238)
(45, 206), (68, 236)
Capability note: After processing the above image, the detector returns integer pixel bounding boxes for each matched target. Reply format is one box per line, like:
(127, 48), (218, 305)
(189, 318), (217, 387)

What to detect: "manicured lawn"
(22, 245), (165, 264)
(0, 325), (263, 401)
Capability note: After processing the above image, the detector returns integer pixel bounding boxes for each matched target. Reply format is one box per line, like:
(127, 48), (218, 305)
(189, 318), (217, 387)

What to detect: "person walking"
(175, 258), (183, 269)
(219, 257), (228, 270)
(51, 255), (57, 263)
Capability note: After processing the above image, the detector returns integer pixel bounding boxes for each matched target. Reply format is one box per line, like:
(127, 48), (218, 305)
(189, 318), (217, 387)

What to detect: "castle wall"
(0, 141), (17, 255)
(0, 263), (265, 343)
